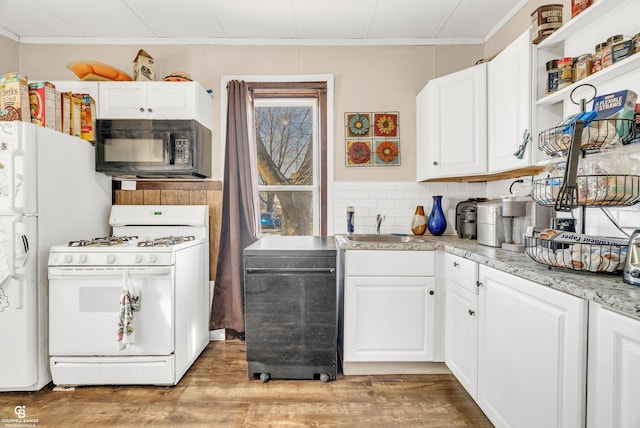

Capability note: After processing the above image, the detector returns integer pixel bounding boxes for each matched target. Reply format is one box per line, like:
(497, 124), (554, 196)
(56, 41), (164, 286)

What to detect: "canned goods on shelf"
(558, 57), (574, 89)
(575, 53), (592, 81)
(546, 59), (559, 94)
(592, 42), (605, 74)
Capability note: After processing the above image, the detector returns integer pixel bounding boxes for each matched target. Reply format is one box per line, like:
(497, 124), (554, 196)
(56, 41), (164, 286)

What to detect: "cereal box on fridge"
(70, 94), (82, 138)
(77, 94), (96, 142)
(28, 81), (57, 129)
(61, 92), (72, 135)
(0, 72), (30, 122)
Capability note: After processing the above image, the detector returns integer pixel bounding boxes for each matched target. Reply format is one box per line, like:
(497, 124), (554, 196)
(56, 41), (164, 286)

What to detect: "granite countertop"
(335, 234), (640, 321)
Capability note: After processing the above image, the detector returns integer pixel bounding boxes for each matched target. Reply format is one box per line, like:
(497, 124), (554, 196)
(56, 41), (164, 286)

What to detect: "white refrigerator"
(0, 121), (112, 391)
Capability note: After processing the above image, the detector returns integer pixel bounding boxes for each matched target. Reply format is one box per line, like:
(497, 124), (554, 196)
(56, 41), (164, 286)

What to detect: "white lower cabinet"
(444, 254), (478, 400)
(477, 265), (587, 428)
(587, 302), (640, 428)
(343, 250), (441, 363)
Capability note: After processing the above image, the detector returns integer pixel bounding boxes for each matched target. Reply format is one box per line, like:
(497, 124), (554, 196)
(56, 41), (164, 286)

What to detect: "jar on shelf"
(575, 53), (593, 81)
(603, 35), (623, 69)
(571, 0), (593, 18)
(592, 42), (605, 74)
(558, 57), (574, 90)
(634, 32), (640, 55)
(546, 59), (559, 94)
(612, 37), (633, 64)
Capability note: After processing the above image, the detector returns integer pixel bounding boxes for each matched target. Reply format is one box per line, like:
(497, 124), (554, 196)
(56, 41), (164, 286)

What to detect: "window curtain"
(211, 80), (261, 334)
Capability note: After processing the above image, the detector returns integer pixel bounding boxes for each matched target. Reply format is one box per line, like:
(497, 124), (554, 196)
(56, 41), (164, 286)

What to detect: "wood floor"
(0, 340), (493, 427)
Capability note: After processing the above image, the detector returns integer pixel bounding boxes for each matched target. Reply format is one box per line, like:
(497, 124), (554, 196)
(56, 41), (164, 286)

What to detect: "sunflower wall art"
(345, 112), (400, 167)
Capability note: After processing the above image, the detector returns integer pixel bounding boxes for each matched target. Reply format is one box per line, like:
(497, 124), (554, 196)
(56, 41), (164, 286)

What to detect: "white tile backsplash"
(332, 181), (486, 235)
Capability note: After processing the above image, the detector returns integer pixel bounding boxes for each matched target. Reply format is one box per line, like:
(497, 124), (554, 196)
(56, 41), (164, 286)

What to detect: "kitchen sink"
(346, 234), (428, 243)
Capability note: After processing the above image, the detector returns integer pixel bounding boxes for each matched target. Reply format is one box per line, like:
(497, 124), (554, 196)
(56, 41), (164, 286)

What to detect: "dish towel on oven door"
(117, 270), (141, 350)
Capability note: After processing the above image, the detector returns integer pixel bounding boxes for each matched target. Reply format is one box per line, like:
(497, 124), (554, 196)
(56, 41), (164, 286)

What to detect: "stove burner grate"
(137, 236), (196, 247)
(68, 236), (139, 247)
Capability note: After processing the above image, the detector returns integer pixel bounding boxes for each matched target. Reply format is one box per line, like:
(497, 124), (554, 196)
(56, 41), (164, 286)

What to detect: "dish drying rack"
(525, 85), (637, 273)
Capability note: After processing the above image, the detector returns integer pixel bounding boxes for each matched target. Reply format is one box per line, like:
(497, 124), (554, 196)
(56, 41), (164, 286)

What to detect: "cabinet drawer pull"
(433, 161), (438, 166)
(429, 290), (435, 296)
(139, 107), (144, 112)
(148, 108), (153, 113)
(453, 261), (459, 267)
(468, 309), (475, 316)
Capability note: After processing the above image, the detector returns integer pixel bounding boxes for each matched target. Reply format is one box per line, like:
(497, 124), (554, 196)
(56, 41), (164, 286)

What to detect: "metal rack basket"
(524, 235), (627, 274)
(532, 174), (640, 207)
(538, 118), (635, 157)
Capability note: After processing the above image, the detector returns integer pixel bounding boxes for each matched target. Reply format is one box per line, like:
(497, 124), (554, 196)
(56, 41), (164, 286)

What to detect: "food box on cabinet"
(0, 72), (30, 122)
(28, 81), (57, 129)
(133, 49), (154, 81)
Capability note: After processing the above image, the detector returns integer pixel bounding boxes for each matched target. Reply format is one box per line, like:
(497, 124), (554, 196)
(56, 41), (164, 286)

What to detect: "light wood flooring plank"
(0, 340), (493, 427)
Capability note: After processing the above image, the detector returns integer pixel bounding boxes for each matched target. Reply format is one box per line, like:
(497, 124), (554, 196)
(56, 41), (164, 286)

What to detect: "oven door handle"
(48, 267), (173, 278)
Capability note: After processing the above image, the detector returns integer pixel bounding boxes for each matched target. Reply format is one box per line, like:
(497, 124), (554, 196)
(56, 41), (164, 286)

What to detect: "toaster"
(624, 229), (640, 286)
(455, 198), (487, 239)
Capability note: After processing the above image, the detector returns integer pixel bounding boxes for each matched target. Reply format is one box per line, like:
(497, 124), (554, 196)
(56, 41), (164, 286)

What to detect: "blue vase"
(427, 195), (447, 236)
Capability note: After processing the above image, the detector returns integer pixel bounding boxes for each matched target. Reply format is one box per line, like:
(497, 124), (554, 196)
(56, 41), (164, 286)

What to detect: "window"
(251, 82), (328, 236)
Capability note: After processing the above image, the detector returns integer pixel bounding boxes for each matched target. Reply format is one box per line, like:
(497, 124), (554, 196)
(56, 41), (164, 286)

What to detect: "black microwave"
(95, 119), (212, 178)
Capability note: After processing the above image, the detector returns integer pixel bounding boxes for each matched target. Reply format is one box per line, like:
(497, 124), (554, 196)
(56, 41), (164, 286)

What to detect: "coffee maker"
(501, 197), (528, 252)
(455, 198), (487, 239)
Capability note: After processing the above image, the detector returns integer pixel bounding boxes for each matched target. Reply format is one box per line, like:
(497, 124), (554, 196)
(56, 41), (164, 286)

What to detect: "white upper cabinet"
(488, 29), (533, 172)
(98, 81), (213, 130)
(416, 63), (488, 180)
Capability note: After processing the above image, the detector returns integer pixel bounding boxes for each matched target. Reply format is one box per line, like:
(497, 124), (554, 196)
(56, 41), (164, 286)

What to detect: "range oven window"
(103, 137), (166, 163)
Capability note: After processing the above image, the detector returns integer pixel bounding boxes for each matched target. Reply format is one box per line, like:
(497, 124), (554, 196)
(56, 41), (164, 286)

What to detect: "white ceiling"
(0, 0), (527, 46)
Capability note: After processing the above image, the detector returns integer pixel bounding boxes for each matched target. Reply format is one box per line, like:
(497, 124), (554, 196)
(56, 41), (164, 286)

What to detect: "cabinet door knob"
(468, 309), (475, 316)
(139, 107), (145, 112)
(429, 290), (435, 296)
(148, 108), (153, 113)
(433, 161), (438, 166)
(453, 261), (459, 267)
(476, 280), (482, 287)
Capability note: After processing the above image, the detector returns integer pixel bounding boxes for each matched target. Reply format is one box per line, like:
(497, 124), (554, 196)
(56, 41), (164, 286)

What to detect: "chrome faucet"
(376, 214), (385, 235)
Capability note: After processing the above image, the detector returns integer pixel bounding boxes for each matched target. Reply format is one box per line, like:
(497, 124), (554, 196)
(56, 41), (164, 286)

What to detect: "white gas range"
(47, 205), (210, 387)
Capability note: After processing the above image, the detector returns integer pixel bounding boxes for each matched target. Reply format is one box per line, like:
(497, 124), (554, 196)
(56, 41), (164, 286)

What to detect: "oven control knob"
(148, 255), (157, 263)
(78, 255), (87, 264)
(63, 254), (72, 264)
(105, 254), (116, 264)
(133, 255), (143, 263)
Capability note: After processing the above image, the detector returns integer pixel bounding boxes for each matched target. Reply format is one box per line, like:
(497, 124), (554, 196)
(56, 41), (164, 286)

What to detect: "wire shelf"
(538, 118), (635, 156)
(531, 174), (640, 207)
(524, 235), (627, 274)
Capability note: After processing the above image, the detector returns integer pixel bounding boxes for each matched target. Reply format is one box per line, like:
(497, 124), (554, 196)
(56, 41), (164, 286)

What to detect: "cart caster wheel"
(260, 373), (270, 383)
(320, 373), (330, 383)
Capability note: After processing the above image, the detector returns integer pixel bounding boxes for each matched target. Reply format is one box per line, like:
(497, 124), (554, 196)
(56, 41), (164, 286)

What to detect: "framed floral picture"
(347, 140), (372, 166)
(374, 139), (400, 165)
(373, 113), (398, 137)
(345, 113), (372, 138)
(345, 111), (399, 167)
